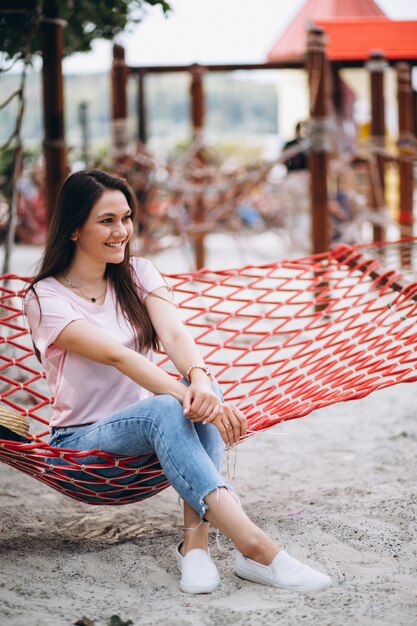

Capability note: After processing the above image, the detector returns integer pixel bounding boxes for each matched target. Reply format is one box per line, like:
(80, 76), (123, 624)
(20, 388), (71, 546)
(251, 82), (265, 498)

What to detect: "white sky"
(62, 0), (417, 74)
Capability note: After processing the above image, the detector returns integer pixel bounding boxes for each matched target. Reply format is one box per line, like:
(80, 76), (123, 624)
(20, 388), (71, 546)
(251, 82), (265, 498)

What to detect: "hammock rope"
(1, 241), (417, 505)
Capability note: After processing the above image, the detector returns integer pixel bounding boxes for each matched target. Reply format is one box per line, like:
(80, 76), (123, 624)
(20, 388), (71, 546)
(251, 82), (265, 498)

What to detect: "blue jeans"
(49, 384), (226, 517)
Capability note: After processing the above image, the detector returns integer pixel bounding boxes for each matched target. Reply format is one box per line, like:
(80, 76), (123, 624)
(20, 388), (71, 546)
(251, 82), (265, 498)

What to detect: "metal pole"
(111, 43), (129, 154)
(306, 25), (330, 254)
(396, 62), (414, 266)
(367, 50), (387, 243)
(41, 0), (67, 221)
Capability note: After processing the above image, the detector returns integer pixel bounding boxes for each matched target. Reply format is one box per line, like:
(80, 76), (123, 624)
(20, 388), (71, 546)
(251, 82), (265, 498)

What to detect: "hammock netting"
(1, 241), (417, 505)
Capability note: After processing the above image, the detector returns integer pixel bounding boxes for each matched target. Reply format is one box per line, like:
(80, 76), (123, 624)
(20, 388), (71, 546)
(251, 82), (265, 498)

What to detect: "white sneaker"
(235, 549), (331, 592)
(176, 542), (220, 594)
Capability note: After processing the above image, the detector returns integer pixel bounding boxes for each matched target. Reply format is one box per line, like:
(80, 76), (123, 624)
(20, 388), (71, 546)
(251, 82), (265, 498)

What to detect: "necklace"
(63, 275), (107, 303)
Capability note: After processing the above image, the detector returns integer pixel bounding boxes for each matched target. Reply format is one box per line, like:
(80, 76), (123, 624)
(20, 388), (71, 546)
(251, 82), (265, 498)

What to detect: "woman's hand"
(183, 379), (221, 423)
(213, 404), (247, 446)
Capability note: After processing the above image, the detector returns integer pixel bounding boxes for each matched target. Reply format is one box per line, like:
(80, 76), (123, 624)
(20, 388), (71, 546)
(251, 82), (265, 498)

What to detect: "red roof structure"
(267, 0), (417, 65)
(315, 18), (417, 62)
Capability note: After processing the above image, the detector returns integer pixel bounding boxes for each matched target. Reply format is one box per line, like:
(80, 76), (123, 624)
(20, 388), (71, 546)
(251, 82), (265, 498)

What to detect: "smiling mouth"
(105, 242), (125, 248)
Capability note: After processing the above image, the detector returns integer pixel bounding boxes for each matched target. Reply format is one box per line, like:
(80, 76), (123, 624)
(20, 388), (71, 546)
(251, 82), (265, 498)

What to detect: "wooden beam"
(130, 61), (303, 74)
(413, 88), (417, 138)
(367, 50), (387, 243)
(129, 59), (417, 75)
(396, 62), (415, 266)
(306, 25), (330, 255)
(190, 64), (205, 135)
(41, 0), (67, 221)
(137, 70), (147, 144)
(111, 43), (129, 153)
(190, 65), (206, 270)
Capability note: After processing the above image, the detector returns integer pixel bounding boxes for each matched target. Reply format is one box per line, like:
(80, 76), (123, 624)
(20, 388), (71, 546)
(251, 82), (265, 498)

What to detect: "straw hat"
(0, 406), (30, 440)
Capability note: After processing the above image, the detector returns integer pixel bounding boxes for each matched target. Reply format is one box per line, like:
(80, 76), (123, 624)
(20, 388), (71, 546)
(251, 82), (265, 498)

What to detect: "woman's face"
(71, 189), (134, 265)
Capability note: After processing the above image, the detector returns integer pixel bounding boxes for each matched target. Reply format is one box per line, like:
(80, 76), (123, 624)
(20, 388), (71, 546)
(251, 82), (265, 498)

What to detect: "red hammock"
(1, 242), (417, 505)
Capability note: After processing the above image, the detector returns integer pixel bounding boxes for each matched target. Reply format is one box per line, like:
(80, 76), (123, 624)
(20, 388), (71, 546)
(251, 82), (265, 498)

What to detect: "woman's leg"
(204, 488), (331, 591)
(50, 395), (330, 591)
(180, 421), (225, 553)
(180, 380), (225, 555)
(204, 487), (279, 564)
(50, 394), (227, 517)
(181, 502), (209, 552)
(51, 393), (269, 561)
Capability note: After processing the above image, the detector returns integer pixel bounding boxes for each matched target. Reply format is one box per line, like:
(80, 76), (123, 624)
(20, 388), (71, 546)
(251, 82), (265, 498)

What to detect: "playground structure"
(1, 1), (417, 270)
(108, 29), (417, 268)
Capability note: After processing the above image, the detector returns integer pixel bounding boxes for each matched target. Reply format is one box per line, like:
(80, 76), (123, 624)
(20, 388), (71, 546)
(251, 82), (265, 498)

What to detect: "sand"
(1, 238), (417, 626)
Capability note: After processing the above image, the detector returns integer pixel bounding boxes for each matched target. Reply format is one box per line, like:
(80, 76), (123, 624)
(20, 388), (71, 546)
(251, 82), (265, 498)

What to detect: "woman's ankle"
(181, 521), (210, 555)
(239, 536), (280, 566)
(181, 535), (209, 555)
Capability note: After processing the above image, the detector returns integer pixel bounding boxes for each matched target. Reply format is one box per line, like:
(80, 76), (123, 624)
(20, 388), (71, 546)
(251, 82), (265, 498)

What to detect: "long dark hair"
(29, 169), (159, 352)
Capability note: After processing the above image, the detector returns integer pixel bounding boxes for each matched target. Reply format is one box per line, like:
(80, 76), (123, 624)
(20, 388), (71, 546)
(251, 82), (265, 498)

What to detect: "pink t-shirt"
(24, 257), (166, 428)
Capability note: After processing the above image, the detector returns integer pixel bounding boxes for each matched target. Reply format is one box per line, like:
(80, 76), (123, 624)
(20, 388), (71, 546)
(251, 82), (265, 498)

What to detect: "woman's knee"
(152, 394), (183, 412)
(148, 394), (186, 428)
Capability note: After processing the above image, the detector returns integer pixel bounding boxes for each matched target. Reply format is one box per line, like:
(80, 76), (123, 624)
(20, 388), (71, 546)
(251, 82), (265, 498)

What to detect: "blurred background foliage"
(0, 0), (171, 61)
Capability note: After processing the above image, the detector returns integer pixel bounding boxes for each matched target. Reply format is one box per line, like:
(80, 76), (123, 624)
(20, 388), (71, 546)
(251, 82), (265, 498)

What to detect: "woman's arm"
(54, 316), (246, 445)
(53, 318), (187, 402)
(145, 287), (221, 422)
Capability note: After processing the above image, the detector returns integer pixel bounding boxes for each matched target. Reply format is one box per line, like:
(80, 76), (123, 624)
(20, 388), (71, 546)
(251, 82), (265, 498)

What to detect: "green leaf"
(0, 0), (172, 61)
(109, 615), (133, 626)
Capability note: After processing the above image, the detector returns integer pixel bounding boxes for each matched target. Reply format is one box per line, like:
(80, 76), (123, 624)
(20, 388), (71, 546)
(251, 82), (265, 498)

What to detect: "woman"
(24, 169), (331, 594)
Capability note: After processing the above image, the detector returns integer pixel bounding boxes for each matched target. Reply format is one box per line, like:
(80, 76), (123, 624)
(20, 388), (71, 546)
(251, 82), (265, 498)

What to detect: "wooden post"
(137, 70), (147, 144)
(367, 50), (387, 243)
(396, 63), (414, 266)
(413, 88), (417, 138)
(78, 101), (89, 167)
(190, 64), (206, 269)
(41, 0), (67, 221)
(111, 44), (129, 154)
(306, 26), (330, 255)
(190, 64), (205, 138)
